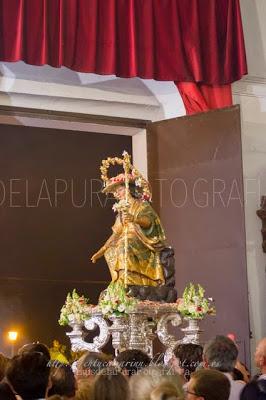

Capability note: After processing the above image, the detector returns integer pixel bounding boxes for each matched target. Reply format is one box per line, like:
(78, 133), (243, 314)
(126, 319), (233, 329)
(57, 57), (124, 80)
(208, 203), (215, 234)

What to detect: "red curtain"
(176, 82), (233, 115)
(0, 0), (247, 85)
(0, 0), (247, 114)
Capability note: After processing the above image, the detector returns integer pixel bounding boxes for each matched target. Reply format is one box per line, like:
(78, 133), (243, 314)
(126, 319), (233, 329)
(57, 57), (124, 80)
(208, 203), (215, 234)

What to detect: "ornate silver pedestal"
(180, 318), (202, 344)
(66, 312), (110, 352)
(66, 304), (202, 357)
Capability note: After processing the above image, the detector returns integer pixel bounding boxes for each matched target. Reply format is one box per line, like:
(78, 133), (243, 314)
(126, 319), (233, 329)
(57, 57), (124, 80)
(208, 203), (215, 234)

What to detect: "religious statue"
(91, 152), (177, 302)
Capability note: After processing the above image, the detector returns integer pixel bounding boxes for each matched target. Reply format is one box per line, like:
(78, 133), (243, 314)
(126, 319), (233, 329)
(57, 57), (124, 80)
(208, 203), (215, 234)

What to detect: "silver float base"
(66, 303), (202, 358)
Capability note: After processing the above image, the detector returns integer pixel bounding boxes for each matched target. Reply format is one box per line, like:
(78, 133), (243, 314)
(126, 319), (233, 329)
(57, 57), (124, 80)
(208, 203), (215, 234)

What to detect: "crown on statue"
(100, 151), (152, 201)
(102, 173), (135, 193)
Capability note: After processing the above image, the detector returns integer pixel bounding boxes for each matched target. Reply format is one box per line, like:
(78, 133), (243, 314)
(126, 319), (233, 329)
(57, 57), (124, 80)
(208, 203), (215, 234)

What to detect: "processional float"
(61, 152), (214, 358)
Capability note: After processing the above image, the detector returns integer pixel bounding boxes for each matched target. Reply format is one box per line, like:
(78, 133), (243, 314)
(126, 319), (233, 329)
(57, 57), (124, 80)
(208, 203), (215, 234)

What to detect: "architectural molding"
(233, 75), (266, 98)
(0, 76), (165, 122)
(0, 76), (160, 106)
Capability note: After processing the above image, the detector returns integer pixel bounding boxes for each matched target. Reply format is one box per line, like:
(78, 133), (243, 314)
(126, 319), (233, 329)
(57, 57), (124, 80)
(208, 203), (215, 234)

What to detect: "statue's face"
(114, 185), (126, 200)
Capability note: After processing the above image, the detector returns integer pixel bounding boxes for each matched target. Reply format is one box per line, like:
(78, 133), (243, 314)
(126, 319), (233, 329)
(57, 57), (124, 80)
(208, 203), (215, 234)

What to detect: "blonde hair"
(129, 365), (184, 400)
(93, 367), (129, 400)
(75, 380), (93, 400)
(151, 382), (182, 400)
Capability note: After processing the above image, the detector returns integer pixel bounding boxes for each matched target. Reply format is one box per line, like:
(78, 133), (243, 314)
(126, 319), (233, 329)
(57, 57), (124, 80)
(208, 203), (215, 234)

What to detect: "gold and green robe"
(104, 199), (166, 286)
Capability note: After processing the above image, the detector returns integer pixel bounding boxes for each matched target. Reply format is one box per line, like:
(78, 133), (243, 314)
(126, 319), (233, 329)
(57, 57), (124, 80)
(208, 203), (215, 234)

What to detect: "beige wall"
(233, 80), (266, 369)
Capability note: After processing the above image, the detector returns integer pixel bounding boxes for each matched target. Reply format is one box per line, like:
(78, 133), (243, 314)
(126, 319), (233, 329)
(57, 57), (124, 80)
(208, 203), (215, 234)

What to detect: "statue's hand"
(91, 253), (98, 263)
(122, 211), (134, 225)
(91, 248), (105, 263)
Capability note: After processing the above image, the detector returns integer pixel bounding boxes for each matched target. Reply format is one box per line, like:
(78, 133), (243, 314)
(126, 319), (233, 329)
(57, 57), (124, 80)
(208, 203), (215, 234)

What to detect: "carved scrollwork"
(156, 313), (182, 364)
(66, 307), (184, 358)
(156, 313), (182, 348)
(67, 314), (110, 353)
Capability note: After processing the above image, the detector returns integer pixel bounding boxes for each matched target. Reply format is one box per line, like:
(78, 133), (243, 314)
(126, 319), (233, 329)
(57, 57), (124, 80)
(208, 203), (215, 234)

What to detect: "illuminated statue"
(91, 152), (177, 302)
(91, 153), (165, 286)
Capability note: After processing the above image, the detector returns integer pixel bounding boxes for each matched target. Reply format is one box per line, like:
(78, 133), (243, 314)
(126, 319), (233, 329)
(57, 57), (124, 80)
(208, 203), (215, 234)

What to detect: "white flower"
(112, 200), (129, 213)
(112, 203), (118, 212)
(118, 304), (126, 312)
(188, 305), (197, 314)
(135, 178), (142, 187)
(192, 296), (200, 305)
(101, 305), (112, 315)
(68, 314), (75, 323)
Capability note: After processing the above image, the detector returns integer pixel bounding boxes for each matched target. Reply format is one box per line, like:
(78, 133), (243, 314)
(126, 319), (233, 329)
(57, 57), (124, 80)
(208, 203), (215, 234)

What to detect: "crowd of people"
(0, 335), (265, 400)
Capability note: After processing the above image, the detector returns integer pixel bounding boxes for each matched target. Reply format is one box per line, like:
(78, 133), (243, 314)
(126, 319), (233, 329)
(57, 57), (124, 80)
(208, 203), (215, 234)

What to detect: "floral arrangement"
(99, 282), (138, 317)
(177, 283), (216, 320)
(58, 289), (90, 326)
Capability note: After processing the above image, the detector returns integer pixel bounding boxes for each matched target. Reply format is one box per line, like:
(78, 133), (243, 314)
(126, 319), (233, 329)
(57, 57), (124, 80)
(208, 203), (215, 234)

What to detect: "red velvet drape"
(0, 0), (247, 114)
(0, 0), (247, 85)
(176, 82), (233, 115)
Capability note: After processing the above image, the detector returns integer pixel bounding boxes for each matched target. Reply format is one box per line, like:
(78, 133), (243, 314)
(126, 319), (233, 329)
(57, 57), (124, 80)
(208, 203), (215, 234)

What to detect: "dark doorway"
(0, 123), (132, 355)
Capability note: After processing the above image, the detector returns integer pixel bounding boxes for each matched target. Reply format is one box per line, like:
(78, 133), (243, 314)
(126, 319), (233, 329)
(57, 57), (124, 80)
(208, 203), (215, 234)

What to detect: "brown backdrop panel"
(0, 123), (131, 354)
(147, 105), (250, 364)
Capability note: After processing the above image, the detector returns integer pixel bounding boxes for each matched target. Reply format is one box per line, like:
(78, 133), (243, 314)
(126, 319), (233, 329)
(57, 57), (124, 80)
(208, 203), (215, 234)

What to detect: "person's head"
(0, 382), (17, 400)
(76, 351), (109, 380)
(48, 363), (76, 398)
(75, 379), (93, 400)
(103, 172), (144, 201)
(129, 365), (184, 400)
(6, 352), (50, 400)
(240, 379), (266, 400)
(172, 344), (203, 381)
(115, 349), (151, 376)
(150, 382), (183, 400)
(114, 185), (126, 200)
(255, 338), (266, 373)
(203, 335), (238, 372)
(0, 353), (9, 381)
(18, 342), (51, 361)
(113, 183), (140, 201)
(186, 369), (230, 400)
(93, 367), (129, 400)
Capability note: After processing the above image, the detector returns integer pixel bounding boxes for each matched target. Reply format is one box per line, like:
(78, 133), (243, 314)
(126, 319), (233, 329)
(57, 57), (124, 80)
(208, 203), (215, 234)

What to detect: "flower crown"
(100, 151), (152, 202)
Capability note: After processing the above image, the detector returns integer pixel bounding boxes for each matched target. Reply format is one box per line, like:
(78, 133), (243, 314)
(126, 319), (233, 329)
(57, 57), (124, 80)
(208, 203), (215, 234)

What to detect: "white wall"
(233, 80), (266, 368)
(240, 0), (266, 79)
(231, 0), (266, 368)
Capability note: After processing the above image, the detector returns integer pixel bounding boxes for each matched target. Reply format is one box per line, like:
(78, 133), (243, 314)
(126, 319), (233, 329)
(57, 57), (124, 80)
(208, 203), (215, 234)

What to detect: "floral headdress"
(100, 151), (152, 202)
